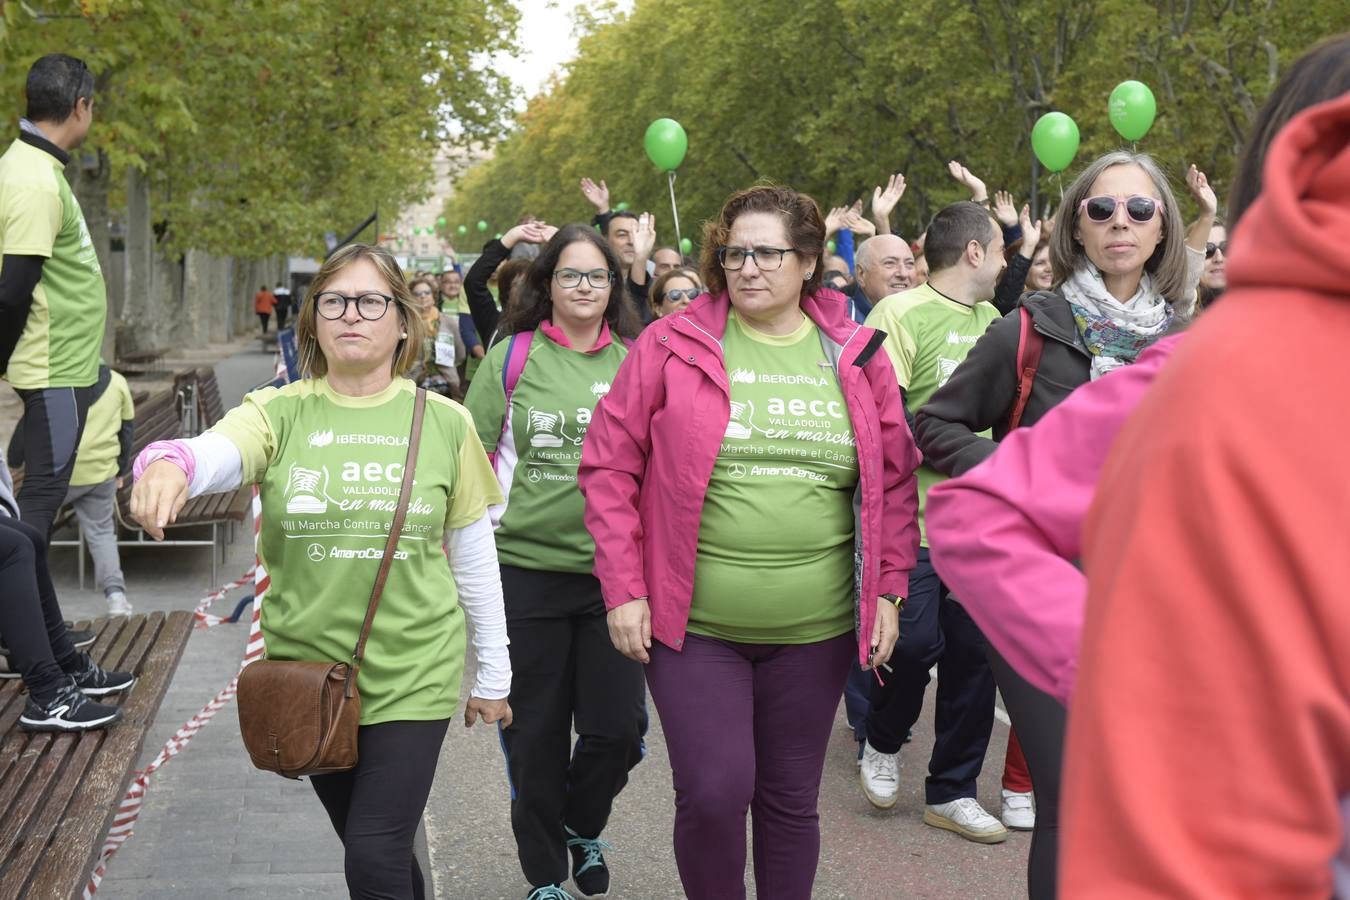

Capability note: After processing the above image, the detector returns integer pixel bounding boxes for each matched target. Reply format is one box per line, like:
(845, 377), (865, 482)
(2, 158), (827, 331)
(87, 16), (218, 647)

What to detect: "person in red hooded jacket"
(1061, 62), (1350, 898)
(579, 185), (920, 900)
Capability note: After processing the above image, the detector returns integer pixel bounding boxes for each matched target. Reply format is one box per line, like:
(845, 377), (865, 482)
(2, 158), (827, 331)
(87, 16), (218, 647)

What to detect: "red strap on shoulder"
(1007, 306), (1045, 431)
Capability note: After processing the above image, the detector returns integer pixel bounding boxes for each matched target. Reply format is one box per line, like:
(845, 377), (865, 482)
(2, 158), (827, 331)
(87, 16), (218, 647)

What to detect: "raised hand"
(579, 177), (611, 213)
(1186, 165), (1218, 218)
(824, 204), (850, 238)
(501, 220), (557, 248)
(632, 211), (658, 263)
(992, 190), (1019, 227)
(871, 172), (906, 233)
(1017, 205), (1043, 258)
(947, 160), (988, 203)
(842, 208), (877, 238)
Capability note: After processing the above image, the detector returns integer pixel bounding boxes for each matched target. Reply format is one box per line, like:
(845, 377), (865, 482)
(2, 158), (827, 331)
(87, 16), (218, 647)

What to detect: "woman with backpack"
(463, 225), (645, 900)
(914, 150), (1212, 899)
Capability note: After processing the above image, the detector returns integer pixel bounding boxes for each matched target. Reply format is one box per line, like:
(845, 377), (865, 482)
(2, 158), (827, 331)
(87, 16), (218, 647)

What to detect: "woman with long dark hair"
(463, 225), (644, 900)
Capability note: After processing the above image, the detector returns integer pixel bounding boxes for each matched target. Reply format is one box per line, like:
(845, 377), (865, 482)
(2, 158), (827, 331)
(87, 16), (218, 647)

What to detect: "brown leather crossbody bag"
(236, 387), (426, 779)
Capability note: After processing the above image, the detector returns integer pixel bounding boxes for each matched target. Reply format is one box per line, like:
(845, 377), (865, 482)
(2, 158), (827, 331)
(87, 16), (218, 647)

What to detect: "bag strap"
(346, 386), (427, 697)
(1007, 306), (1045, 431)
(489, 330), (533, 467)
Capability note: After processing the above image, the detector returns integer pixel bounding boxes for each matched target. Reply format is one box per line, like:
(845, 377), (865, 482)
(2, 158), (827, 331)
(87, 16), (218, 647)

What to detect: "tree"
(444, 0), (1341, 244)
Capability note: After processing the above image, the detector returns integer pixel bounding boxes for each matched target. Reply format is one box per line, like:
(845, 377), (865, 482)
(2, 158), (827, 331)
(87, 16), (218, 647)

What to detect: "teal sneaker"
(565, 827), (612, 898)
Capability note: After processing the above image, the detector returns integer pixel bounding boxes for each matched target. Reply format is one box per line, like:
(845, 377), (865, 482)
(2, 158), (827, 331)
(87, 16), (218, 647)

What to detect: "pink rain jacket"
(925, 333), (1182, 705)
(578, 289), (921, 666)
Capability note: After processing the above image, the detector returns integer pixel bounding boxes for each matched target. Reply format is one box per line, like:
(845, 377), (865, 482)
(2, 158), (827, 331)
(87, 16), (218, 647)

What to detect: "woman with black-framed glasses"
(463, 225), (645, 900)
(130, 244), (512, 899)
(648, 265), (703, 318)
(579, 185), (920, 899)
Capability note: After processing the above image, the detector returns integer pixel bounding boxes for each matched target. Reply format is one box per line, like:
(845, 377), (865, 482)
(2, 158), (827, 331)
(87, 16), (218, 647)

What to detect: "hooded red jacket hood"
(1227, 91), (1350, 298)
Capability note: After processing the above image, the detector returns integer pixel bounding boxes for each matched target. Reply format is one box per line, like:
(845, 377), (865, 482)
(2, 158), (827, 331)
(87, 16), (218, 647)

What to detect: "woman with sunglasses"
(579, 185), (920, 899)
(648, 266), (702, 318)
(1198, 219), (1227, 309)
(912, 150), (1208, 899)
(463, 225), (645, 900)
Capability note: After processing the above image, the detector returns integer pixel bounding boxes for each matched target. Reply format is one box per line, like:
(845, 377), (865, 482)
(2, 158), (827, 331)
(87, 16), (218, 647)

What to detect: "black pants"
(499, 564), (647, 888)
(274, 301), (291, 330)
(0, 516), (80, 700)
(987, 646), (1066, 900)
(866, 547), (996, 804)
(310, 718), (449, 900)
(257, 312), (270, 333)
(12, 385), (95, 539)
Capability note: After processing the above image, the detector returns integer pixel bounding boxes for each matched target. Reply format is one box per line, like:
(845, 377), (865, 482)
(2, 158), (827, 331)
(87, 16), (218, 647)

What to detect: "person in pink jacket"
(578, 184), (921, 900)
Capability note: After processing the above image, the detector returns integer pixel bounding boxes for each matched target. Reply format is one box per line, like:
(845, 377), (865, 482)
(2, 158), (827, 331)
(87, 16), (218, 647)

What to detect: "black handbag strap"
(345, 387), (426, 697)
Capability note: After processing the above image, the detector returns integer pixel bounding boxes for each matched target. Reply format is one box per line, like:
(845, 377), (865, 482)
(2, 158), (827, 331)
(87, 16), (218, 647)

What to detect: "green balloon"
(679, 237), (693, 255)
(456, 224), (467, 236)
(1031, 111), (1080, 173)
(613, 201), (630, 212)
(826, 239), (837, 254)
(477, 220), (488, 232)
(495, 232), (503, 240)
(436, 216), (447, 227)
(643, 118), (688, 172)
(1109, 80), (1157, 142)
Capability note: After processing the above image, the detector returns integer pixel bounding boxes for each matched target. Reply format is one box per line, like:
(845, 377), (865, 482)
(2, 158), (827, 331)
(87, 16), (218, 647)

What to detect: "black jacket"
(914, 289), (1091, 477)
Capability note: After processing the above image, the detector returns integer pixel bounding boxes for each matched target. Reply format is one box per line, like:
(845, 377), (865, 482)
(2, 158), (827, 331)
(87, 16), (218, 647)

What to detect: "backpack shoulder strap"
(1007, 305), (1046, 431)
(490, 330), (534, 467)
(501, 329), (534, 402)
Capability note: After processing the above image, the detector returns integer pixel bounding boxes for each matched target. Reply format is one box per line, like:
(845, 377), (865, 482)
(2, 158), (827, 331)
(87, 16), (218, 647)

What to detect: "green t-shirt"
(0, 138), (107, 389)
(863, 283), (1001, 546)
(211, 377), (502, 725)
(688, 310), (858, 644)
(70, 369), (134, 487)
(464, 329), (628, 574)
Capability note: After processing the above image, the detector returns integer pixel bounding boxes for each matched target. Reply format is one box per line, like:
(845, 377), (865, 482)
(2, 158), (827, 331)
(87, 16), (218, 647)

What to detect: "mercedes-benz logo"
(307, 543), (326, 562)
(527, 467), (542, 483)
(728, 463), (747, 479)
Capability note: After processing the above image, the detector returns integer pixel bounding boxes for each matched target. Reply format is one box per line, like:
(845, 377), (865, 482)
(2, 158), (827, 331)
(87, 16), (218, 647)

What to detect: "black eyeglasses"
(554, 268), (614, 289)
(717, 246), (797, 271)
(1078, 195), (1160, 224)
(1205, 241), (1228, 259)
(662, 288), (700, 303)
(315, 291), (394, 321)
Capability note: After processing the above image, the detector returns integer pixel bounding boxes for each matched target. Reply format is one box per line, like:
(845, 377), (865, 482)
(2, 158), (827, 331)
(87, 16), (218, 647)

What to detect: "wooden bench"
(0, 610), (192, 898)
(114, 349), (169, 379)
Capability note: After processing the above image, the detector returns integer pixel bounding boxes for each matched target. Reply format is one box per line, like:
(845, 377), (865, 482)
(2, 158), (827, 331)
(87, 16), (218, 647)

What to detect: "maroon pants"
(645, 631), (853, 900)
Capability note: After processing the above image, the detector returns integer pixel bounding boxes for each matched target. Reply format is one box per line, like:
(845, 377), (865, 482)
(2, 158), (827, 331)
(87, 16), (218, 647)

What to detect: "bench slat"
(9, 611), (191, 899)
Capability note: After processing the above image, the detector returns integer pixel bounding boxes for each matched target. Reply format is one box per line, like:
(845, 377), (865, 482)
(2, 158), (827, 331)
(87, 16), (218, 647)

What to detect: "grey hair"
(1049, 151), (1189, 301)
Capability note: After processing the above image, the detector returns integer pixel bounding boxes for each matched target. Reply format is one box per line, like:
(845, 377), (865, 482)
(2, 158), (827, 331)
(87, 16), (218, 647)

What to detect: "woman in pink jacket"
(578, 185), (921, 899)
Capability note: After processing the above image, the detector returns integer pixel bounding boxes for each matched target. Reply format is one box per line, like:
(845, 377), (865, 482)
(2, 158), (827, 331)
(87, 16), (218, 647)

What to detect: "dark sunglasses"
(1078, 195), (1160, 224)
(663, 288), (700, 303)
(1205, 241), (1228, 259)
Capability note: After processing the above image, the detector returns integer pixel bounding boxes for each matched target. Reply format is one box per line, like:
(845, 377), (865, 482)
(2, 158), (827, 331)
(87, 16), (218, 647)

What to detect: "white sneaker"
(1001, 789), (1035, 831)
(858, 740), (899, 809)
(106, 592), (133, 617)
(924, 797), (1009, 844)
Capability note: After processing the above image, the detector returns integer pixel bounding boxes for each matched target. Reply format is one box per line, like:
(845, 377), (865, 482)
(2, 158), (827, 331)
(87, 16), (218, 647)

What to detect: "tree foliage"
(444, 0), (1342, 246)
(0, 0), (519, 257)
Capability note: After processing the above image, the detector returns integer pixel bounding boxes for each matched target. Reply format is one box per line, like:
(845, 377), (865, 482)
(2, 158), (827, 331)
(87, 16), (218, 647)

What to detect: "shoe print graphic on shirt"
(285, 463), (330, 514)
(528, 408), (566, 448)
(725, 399), (755, 440)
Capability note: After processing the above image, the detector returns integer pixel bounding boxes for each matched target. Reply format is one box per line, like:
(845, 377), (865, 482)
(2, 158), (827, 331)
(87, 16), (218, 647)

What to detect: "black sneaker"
(566, 828), (611, 898)
(19, 682), (123, 732)
(0, 625), (96, 658)
(0, 655), (19, 680)
(525, 886), (576, 900)
(68, 652), (136, 697)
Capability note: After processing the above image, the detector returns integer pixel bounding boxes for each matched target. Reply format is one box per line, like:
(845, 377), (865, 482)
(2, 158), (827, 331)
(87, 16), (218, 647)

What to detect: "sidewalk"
(43, 344), (1027, 899)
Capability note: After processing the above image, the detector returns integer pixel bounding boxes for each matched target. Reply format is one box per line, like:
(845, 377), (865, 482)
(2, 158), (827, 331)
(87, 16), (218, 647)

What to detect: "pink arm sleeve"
(926, 334), (1180, 705)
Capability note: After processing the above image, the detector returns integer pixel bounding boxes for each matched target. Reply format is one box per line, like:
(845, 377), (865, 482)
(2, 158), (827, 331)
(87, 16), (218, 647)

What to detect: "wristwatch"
(881, 593), (904, 610)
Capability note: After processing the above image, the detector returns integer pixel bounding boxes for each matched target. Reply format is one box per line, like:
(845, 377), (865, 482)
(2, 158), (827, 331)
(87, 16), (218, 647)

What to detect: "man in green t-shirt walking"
(858, 201), (1012, 843)
(0, 54), (107, 539)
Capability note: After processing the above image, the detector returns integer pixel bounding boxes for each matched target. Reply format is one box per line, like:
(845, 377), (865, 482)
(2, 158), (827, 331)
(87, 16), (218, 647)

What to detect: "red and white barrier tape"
(84, 488), (266, 898)
(191, 565), (257, 629)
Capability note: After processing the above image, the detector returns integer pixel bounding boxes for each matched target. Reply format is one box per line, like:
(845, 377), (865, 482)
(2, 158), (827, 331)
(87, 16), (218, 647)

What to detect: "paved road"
(39, 344), (1026, 899)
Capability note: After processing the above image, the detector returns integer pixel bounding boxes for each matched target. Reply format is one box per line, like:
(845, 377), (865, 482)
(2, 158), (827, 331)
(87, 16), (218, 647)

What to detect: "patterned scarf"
(1062, 265), (1172, 380)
